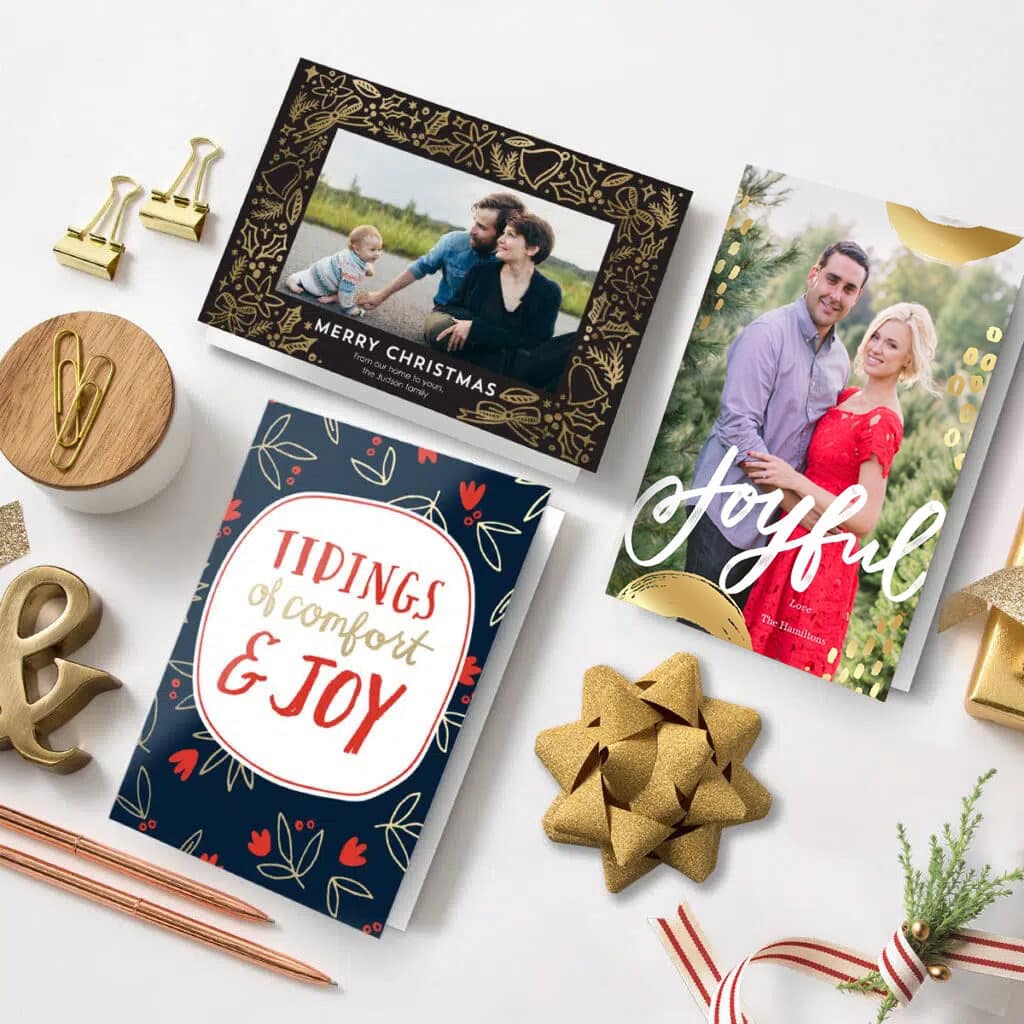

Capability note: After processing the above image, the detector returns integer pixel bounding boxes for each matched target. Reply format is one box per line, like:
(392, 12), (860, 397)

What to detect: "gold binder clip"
(140, 137), (222, 241)
(54, 176), (142, 281)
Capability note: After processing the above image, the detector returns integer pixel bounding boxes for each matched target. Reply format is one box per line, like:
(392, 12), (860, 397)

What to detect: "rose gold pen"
(0, 843), (336, 987)
(0, 804), (269, 923)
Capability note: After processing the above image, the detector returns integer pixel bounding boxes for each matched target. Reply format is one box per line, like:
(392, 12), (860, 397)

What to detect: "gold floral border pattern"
(200, 60), (690, 469)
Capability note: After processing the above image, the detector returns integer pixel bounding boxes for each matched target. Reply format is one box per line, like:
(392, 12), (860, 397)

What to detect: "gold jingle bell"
(928, 964), (952, 982)
(909, 920), (931, 942)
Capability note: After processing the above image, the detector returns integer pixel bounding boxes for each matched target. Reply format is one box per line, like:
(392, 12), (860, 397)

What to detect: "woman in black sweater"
(425, 211), (565, 380)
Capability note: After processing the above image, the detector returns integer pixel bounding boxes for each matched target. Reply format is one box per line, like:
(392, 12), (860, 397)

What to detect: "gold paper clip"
(54, 176), (142, 281)
(140, 137), (222, 241)
(52, 329), (83, 444)
(49, 353), (116, 472)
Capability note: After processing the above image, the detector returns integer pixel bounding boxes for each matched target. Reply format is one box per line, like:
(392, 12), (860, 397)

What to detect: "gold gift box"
(966, 513), (1024, 728)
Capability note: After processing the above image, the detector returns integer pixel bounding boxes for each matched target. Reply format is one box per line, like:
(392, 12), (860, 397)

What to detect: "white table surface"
(3, 3), (1024, 1021)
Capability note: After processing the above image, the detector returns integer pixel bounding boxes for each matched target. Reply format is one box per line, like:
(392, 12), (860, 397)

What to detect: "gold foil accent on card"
(886, 205), (1022, 266)
(616, 571), (752, 649)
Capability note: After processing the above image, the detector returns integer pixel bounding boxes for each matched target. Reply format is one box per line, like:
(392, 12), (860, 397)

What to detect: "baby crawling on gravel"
(286, 224), (383, 316)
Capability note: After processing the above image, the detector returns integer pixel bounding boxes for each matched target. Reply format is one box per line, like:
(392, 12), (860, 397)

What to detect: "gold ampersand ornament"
(0, 565), (119, 772)
(536, 653), (770, 891)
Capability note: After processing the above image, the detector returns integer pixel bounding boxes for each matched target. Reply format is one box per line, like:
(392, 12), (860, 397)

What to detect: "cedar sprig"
(839, 769), (1023, 1023)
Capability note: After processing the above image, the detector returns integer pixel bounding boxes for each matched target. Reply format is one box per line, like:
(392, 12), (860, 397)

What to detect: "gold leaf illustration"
(350, 446), (396, 486)
(436, 711), (465, 754)
(504, 135), (535, 148)
(490, 144), (518, 181)
(490, 590), (515, 627)
(353, 79), (381, 98)
(423, 110), (450, 136)
(285, 191), (305, 224)
(199, 747), (230, 777)
(138, 698), (158, 753)
(499, 386), (540, 406)
(279, 306), (302, 337)
(326, 876), (373, 919)
(115, 765), (152, 820)
(257, 447), (281, 491)
(587, 341), (626, 389)
(476, 520), (523, 573)
(602, 171), (633, 187)
(374, 792), (423, 873)
(180, 829), (203, 856)
(649, 187), (681, 230)
(273, 441), (317, 461)
(514, 478), (552, 522)
(277, 811), (293, 866)
(389, 491), (448, 531)
(262, 414), (291, 447)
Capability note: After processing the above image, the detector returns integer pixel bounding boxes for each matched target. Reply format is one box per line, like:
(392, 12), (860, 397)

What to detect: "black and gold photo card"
(200, 59), (691, 471)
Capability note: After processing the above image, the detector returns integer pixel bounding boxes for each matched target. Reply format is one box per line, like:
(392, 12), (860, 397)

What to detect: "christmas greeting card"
(610, 165), (1024, 700)
(111, 402), (557, 934)
(200, 59), (691, 479)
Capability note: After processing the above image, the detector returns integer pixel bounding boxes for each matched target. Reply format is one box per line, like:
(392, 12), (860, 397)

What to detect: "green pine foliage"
(839, 770), (1022, 1023)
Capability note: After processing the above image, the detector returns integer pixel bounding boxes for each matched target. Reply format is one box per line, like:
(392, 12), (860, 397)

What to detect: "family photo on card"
(278, 128), (613, 392)
(201, 62), (690, 471)
(614, 165), (1024, 699)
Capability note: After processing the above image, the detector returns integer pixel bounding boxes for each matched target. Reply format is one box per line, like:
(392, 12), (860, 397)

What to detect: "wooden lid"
(0, 311), (174, 490)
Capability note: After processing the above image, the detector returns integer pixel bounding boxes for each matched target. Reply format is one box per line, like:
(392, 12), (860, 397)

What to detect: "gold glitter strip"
(0, 501), (29, 568)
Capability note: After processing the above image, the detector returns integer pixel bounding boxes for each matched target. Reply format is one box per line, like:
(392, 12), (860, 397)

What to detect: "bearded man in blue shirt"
(360, 192), (525, 315)
(685, 240), (871, 609)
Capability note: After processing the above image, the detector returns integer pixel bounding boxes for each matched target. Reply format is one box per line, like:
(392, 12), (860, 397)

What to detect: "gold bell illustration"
(140, 137), (222, 241)
(54, 176), (142, 281)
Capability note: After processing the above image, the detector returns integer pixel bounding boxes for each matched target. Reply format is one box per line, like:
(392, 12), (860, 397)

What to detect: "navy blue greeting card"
(110, 401), (549, 935)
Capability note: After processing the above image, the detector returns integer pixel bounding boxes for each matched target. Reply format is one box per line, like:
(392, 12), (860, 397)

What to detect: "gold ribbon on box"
(535, 653), (770, 892)
(938, 566), (1024, 632)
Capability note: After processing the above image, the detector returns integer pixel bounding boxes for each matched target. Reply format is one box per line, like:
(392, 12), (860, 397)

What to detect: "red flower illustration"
(459, 655), (481, 686)
(223, 498), (242, 522)
(168, 748), (199, 781)
(417, 448), (438, 465)
(339, 836), (368, 867)
(199, 852), (220, 866)
(459, 480), (486, 510)
(248, 828), (271, 856)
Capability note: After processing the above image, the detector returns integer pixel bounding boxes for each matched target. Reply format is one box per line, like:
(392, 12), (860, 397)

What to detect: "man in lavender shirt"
(686, 241), (870, 607)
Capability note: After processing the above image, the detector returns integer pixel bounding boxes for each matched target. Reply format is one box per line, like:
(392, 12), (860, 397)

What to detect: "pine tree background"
(609, 166), (1018, 699)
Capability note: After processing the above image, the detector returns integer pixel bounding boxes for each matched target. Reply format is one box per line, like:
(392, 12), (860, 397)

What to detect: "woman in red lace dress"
(740, 302), (938, 678)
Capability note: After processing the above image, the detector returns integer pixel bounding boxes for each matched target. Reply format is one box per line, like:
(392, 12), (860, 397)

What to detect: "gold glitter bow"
(535, 653), (771, 892)
(457, 400), (542, 444)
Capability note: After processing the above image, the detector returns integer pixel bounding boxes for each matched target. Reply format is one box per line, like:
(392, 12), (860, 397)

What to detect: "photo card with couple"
(200, 59), (691, 474)
(611, 165), (1024, 700)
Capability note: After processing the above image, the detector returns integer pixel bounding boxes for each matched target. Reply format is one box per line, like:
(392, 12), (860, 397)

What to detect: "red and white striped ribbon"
(652, 902), (1024, 1022)
(877, 926), (925, 1004)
